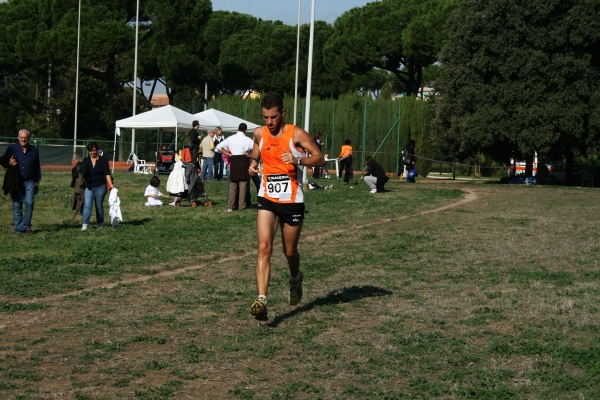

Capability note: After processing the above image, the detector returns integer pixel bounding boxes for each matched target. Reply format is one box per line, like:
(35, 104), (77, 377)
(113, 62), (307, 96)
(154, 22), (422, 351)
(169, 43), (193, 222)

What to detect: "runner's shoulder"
(253, 126), (264, 139)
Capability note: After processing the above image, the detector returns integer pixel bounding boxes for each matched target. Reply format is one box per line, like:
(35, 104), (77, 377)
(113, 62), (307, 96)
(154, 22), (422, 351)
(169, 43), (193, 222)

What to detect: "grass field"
(0, 171), (599, 399)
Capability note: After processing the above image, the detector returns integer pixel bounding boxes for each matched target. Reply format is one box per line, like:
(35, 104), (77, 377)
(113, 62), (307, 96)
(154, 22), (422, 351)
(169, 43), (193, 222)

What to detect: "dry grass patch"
(1, 181), (599, 398)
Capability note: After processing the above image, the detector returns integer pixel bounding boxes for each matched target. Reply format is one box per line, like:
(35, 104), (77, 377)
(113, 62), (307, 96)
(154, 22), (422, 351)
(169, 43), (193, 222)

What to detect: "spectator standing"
(200, 131), (215, 181)
(216, 123), (254, 212)
(2, 129), (41, 234)
(338, 139), (353, 183)
(188, 120), (201, 169)
(213, 127), (225, 180)
(312, 133), (322, 178)
(80, 142), (113, 231)
(405, 139), (416, 183)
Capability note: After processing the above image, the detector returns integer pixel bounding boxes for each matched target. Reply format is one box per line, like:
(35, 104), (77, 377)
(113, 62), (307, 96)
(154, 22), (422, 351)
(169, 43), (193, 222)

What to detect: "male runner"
(248, 93), (325, 318)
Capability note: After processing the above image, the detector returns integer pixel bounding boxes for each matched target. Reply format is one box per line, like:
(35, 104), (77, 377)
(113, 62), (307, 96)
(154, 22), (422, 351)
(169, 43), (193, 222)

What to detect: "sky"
(0, 0), (375, 21)
(212, 0), (375, 25)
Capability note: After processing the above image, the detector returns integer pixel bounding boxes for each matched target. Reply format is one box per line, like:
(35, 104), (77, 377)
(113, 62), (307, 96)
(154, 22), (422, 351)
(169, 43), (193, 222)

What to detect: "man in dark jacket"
(363, 156), (389, 193)
(189, 120), (201, 169)
(3, 129), (41, 234)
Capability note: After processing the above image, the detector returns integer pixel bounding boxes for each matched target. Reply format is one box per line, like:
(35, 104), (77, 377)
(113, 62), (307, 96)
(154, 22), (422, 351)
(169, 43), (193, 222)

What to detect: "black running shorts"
(257, 196), (305, 226)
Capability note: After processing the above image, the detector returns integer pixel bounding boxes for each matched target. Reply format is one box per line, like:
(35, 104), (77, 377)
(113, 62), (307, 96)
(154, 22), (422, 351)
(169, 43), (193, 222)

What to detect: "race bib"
(266, 174), (292, 200)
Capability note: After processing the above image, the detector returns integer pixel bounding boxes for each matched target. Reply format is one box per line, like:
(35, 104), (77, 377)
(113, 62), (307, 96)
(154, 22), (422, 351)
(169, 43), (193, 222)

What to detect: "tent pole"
(112, 128), (117, 174)
(131, 0), (140, 155)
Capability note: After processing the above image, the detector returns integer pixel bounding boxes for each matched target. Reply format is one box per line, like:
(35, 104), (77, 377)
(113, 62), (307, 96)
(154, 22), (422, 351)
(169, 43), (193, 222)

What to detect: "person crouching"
(362, 156), (389, 193)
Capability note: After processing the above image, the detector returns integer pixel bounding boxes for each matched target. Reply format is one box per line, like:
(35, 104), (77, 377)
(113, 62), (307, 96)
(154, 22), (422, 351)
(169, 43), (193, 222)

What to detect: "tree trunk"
(105, 55), (124, 123)
(393, 64), (422, 97)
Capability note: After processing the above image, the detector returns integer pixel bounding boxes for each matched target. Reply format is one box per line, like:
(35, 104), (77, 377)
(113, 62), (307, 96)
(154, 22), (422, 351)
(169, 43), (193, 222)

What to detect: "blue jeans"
(201, 157), (214, 181)
(82, 185), (107, 227)
(12, 179), (35, 233)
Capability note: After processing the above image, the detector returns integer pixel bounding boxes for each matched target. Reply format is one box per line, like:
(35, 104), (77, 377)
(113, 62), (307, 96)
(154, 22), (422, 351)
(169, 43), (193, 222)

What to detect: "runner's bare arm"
(292, 126), (325, 167)
(249, 127), (263, 175)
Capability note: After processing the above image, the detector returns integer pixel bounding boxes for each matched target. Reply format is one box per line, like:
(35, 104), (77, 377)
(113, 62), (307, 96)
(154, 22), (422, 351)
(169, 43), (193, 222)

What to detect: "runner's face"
(262, 107), (285, 134)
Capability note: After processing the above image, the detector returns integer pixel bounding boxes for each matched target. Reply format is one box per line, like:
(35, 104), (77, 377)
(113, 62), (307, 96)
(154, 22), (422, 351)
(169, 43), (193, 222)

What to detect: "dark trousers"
(339, 156), (353, 182)
(243, 174), (260, 206)
(190, 148), (199, 169)
(214, 153), (224, 180)
(312, 166), (320, 179)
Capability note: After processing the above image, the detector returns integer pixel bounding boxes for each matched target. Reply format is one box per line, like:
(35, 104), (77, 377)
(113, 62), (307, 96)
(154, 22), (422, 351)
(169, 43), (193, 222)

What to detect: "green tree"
(432, 0), (600, 183)
(0, 0), (213, 138)
(144, 0), (212, 105)
(324, 0), (460, 97)
(0, 0), (58, 131)
(200, 10), (259, 97)
(218, 19), (301, 95)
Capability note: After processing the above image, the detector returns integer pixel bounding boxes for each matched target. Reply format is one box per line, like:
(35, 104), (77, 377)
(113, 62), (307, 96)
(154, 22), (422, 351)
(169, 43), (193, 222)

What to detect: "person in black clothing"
(363, 156), (389, 193)
(312, 133), (322, 178)
(189, 120), (201, 169)
(404, 139), (416, 182)
(213, 127), (225, 180)
(80, 142), (113, 231)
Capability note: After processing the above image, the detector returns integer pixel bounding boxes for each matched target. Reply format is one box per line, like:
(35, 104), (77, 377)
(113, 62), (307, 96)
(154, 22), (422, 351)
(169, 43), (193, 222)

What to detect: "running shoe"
(289, 271), (303, 306)
(250, 298), (268, 318)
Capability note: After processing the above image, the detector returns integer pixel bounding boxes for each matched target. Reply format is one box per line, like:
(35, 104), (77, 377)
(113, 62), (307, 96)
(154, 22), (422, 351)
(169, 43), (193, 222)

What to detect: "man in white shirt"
(216, 123), (254, 211)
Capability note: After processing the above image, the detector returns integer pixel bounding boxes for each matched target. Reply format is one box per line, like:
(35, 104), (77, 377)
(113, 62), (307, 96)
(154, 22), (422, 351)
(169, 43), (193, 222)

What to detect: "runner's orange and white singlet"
(258, 124), (305, 203)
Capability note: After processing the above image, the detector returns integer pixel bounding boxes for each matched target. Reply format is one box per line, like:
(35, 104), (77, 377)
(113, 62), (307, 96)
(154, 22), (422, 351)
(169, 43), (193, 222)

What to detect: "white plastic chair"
(130, 154), (155, 174)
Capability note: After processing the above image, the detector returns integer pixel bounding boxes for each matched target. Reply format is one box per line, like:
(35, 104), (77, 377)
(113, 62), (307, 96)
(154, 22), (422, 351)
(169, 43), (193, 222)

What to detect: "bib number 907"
(268, 181), (288, 194)
(266, 174), (292, 199)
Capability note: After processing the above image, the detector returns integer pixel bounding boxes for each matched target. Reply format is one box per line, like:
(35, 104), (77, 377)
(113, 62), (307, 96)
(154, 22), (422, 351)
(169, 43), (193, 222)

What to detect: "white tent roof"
(115, 105), (194, 132)
(192, 108), (260, 132)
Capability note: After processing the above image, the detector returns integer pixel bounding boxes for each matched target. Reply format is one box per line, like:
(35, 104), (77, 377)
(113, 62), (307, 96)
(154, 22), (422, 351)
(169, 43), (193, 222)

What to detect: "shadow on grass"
(120, 218), (152, 226)
(41, 217), (153, 232)
(266, 285), (392, 328)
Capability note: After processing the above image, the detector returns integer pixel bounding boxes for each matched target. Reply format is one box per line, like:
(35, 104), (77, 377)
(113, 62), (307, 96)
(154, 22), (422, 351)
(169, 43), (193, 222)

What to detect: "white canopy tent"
(113, 105), (195, 172)
(115, 105), (194, 133)
(192, 108), (259, 132)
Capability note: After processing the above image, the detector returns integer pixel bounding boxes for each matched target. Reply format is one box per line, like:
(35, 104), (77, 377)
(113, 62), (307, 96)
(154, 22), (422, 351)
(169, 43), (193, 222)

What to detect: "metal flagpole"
(293, 0), (301, 126)
(302, 0), (316, 189)
(131, 0), (140, 156)
(73, 0), (81, 160)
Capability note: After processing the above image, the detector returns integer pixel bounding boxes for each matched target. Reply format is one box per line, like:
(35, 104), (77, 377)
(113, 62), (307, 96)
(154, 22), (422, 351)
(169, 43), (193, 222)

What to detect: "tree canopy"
(324, 0), (460, 97)
(0, 0), (461, 141)
(432, 0), (600, 168)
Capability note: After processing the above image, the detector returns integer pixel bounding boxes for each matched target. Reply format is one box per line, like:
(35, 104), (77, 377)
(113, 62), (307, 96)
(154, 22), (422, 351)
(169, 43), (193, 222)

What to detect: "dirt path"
(5, 188), (478, 306)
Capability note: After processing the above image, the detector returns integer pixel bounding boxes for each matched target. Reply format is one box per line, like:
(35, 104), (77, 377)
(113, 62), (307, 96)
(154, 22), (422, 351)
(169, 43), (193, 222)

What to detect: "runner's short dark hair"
(262, 93), (284, 112)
